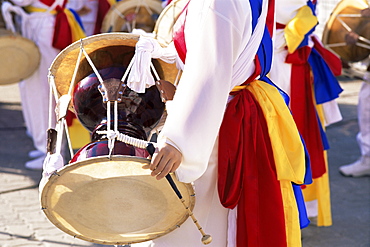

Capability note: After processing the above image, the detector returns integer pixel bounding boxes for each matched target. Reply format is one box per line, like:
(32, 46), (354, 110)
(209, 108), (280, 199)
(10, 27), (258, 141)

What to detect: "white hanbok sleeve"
(159, 0), (254, 183)
(8, 0), (36, 6)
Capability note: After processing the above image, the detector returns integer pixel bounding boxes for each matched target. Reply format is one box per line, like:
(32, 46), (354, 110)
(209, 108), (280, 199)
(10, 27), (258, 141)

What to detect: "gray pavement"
(0, 77), (369, 247)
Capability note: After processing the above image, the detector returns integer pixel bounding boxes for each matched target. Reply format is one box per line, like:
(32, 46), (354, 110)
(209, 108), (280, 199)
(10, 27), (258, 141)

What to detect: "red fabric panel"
(172, 1), (189, 63)
(94, 0), (112, 34)
(40, 0), (54, 6)
(52, 6), (72, 50)
(286, 46), (326, 178)
(218, 88), (287, 247)
(266, 0), (275, 35)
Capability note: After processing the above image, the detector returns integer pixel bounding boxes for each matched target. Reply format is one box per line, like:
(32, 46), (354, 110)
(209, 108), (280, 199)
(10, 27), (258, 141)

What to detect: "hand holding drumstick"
(148, 143), (182, 180)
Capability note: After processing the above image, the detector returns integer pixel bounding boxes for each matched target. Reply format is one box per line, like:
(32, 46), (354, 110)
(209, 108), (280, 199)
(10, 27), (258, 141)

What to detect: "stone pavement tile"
(0, 183), (101, 247)
(5, 223), (35, 239)
(0, 84), (21, 103)
(0, 172), (38, 193)
(2, 238), (44, 247)
(0, 231), (13, 241)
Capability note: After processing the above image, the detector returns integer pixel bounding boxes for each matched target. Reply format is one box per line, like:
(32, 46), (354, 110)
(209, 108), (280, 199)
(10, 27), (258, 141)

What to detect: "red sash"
(275, 23), (327, 179)
(218, 58), (287, 247)
(285, 47), (327, 178)
(172, 1), (189, 63)
(94, 0), (112, 34)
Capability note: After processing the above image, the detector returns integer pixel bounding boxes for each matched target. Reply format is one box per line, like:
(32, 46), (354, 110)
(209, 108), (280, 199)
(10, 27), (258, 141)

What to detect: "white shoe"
(28, 150), (45, 159)
(339, 156), (370, 177)
(25, 155), (46, 170)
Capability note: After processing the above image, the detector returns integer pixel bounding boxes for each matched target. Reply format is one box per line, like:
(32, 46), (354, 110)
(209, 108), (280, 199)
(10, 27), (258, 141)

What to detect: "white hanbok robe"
(149, 0), (269, 246)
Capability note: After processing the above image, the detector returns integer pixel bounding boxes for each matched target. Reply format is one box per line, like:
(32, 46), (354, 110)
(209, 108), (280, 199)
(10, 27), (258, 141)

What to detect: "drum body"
(0, 28), (40, 85)
(41, 33), (192, 245)
(322, 0), (370, 62)
(73, 66), (165, 137)
(40, 155), (195, 245)
(101, 0), (163, 33)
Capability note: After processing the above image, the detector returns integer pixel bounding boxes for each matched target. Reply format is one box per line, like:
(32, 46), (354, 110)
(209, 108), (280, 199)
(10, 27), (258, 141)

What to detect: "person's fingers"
(149, 151), (160, 171)
(148, 143), (182, 179)
(170, 162), (180, 173)
(155, 159), (182, 180)
(151, 153), (171, 177)
(142, 164), (150, 169)
(155, 160), (174, 180)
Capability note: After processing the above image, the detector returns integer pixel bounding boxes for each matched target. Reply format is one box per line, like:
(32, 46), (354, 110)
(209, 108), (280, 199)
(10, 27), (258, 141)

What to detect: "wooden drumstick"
(166, 174), (212, 245)
(146, 144), (212, 245)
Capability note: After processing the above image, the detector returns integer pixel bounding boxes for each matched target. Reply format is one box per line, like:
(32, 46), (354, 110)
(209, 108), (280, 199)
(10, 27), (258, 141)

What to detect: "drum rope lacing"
(80, 40), (160, 156)
(47, 39), (161, 161)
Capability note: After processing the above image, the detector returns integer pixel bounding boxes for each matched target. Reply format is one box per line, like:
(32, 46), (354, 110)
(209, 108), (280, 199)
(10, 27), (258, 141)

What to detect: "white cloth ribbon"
(42, 153), (64, 177)
(127, 35), (177, 93)
(1, 1), (29, 34)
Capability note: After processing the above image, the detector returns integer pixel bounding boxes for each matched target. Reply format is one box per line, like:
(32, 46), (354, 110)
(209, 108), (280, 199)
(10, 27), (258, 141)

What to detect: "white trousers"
(19, 12), (59, 153)
(357, 81), (370, 157)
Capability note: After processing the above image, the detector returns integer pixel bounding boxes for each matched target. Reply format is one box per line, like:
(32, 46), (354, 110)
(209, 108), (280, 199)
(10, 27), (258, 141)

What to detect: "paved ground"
(0, 76), (369, 247)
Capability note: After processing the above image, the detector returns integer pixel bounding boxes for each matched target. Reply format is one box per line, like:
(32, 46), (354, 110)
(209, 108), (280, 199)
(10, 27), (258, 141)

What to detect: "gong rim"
(40, 155), (195, 245)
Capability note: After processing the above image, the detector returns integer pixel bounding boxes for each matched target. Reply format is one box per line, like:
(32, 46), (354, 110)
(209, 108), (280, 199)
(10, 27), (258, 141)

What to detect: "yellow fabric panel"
(280, 180), (302, 247)
(302, 153), (332, 226)
(68, 118), (91, 150)
(64, 9), (86, 42)
(235, 81), (306, 244)
(108, 0), (118, 6)
(284, 5), (318, 54)
(24, 5), (57, 14)
(302, 103), (332, 226)
(247, 81), (306, 184)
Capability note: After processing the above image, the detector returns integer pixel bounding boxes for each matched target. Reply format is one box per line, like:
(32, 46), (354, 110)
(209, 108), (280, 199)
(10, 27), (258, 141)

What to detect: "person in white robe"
(128, 0), (278, 246)
(2, 0), (60, 169)
(269, 0), (342, 227)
